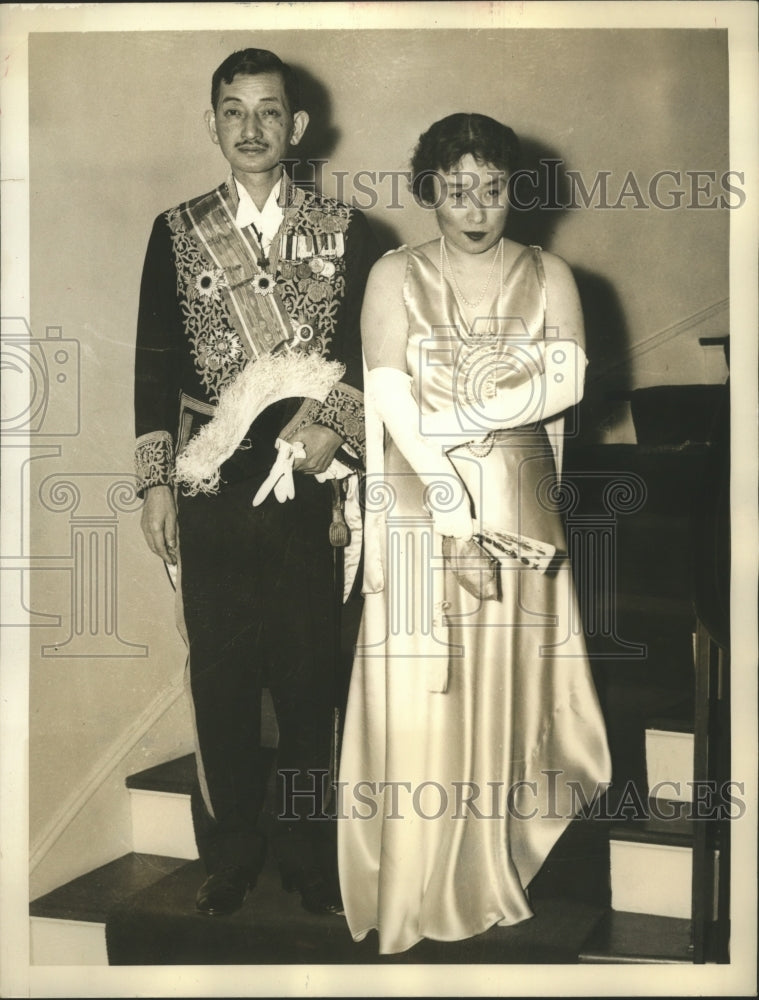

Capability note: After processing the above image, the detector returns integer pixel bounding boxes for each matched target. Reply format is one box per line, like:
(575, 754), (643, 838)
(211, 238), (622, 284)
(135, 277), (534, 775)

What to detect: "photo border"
(1, 3), (756, 996)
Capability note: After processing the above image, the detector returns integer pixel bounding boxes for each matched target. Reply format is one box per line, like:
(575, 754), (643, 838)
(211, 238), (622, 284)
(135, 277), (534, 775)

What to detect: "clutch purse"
(442, 535), (500, 601)
(442, 527), (557, 601)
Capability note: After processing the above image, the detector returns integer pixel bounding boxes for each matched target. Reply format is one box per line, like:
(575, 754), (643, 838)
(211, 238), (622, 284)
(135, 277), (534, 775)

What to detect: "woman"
(337, 113), (611, 955)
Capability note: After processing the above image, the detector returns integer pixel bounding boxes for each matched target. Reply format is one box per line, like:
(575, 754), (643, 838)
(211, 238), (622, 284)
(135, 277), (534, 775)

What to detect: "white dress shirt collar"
(233, 177), (283, 253)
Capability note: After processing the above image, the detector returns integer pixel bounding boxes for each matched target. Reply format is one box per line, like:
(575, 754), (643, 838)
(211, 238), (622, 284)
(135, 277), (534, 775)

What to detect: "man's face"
(206, 71), (308, 181)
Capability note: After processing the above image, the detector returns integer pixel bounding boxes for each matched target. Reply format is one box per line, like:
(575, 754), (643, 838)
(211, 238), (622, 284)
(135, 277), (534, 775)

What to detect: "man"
(134, 48), (379, 917)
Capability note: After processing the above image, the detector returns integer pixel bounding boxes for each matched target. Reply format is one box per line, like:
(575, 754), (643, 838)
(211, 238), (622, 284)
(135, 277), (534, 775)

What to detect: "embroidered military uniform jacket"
(134, 176), (379, 493)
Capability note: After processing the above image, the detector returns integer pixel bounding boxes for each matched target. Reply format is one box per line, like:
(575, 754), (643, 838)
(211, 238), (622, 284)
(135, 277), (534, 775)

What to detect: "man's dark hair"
(211, 48), (301, 113)
(411, 113), (520, 204)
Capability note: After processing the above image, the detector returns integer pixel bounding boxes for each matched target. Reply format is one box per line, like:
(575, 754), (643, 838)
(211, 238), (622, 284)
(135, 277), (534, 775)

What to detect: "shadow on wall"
(505, 140), (632, 443)
(504, 136), (569, 251)
(289, 63), (341, 166)
(286, 63), (403, 254)
(575, 270), (632, 443)
(363, 216), (404, 255)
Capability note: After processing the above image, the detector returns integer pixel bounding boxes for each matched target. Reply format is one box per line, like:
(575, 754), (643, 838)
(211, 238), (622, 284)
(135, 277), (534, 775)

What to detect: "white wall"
(26, 27), (729, 894)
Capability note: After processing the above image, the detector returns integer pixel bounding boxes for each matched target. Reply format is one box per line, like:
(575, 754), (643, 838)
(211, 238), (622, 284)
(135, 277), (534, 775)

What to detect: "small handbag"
(442, 526), (557, 601)
(442, 535), (501, 601)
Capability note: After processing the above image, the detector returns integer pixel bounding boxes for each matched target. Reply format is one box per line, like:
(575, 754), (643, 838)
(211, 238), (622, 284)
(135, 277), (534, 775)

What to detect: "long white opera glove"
(365, 366), (473, 540)
(421, 340), (587, 448)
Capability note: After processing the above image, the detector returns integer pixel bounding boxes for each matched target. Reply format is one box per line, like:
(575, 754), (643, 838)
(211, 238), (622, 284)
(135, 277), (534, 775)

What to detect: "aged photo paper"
(1, 2), (756, 997)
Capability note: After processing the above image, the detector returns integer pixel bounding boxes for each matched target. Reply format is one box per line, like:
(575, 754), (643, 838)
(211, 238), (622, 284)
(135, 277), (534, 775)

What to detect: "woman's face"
(433, 153), (509, 255)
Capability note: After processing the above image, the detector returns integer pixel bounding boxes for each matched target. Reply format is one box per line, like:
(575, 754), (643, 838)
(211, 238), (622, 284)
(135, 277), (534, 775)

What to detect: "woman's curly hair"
(411, 113), (520, 205)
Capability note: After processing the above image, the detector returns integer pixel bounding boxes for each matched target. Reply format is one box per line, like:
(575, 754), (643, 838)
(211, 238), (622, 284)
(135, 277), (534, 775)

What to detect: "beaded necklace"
(440, 237), (503, 312)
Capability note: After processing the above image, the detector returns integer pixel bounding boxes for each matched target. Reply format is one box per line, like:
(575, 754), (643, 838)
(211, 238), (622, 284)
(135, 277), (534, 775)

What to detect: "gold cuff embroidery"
(135, 431), (174, 495)
(312, 382), (365, 466)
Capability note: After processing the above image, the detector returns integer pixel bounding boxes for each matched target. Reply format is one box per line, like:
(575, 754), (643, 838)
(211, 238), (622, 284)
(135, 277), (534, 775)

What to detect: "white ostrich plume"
(175, 351), (345, 495)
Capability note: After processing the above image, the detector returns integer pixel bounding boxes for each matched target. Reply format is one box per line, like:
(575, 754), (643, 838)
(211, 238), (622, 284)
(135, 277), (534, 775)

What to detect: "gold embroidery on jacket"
(167, 191), (352, 401)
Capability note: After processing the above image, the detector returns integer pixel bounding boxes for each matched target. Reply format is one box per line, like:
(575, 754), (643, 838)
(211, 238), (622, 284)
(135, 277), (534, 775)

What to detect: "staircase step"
(645, 727), (694, 802)
(607, 796), (720, 920)
(29, 852), (188, 922)
(609, 837), (719, 920)
(647, 715), (694, 734)
(529, 815), (611, 907)
(610, 840), (691, 919)
(29, 852), (187, 965)
(615, 592), (694, 621)
(126, 750), (278, 860)
(30, 917), (110, 967)
(105, 855), (606, 965)
(126, 752), (196, 794)
(129, 787), (198, 860)
(609, 798), (694, 847)
(579, 910), (693, 963)
(127, 754), (198, 859)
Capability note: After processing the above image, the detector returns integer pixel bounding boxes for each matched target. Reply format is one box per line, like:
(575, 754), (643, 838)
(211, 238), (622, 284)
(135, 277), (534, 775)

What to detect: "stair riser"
(36, 720), (707, 965)
(129, 789), (197, 859)
(610, 840), (718, 919)
(30, 916), (106, 966)
(645, 729), (694, 803)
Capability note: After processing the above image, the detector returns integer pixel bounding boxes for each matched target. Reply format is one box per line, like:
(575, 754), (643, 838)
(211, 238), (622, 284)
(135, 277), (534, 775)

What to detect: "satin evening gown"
(338, 243), (611, 955)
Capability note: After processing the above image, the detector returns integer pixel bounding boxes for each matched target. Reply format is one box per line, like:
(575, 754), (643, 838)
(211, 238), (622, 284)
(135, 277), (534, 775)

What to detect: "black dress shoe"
(281, 866), (344, 915)
(195, 865), (254, 916)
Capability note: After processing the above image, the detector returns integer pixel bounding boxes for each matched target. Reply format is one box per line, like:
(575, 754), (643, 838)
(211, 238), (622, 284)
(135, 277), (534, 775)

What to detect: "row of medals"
(278, 255), (337, 281)
(278, 255), (337, 345)
(274, 231), (341, 343)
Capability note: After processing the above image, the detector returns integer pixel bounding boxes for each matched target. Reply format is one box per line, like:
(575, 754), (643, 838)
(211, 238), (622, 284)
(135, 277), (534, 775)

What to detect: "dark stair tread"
(105, 856), (606, 965)
(530, 815), (611, 907)
(126, 753), (197, 794)
(596, 781), (728, 849)
(126, 748), (276, 799)
(579, 909), (693, 963)
(646, 714), (695, 734)
(607, 802), (725, 851)
(29, 852), (188, 923)
(608, 798), (695, 847)
(614, 592), (694, 621)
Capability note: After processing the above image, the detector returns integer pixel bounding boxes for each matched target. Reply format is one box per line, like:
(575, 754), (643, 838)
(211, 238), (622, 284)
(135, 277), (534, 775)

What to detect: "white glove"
(366, 366), (473, 540)
(421, 340), (587, 446)
(252, 438), (306, 506)
(314, 457), (353, 482)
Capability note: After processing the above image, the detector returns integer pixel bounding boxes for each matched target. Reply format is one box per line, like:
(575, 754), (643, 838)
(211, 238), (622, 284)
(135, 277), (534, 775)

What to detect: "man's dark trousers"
(177, 402), (338, 884)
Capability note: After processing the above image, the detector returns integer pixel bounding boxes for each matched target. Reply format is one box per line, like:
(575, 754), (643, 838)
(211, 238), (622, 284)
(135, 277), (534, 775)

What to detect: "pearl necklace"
(440, 237), (503, 311)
